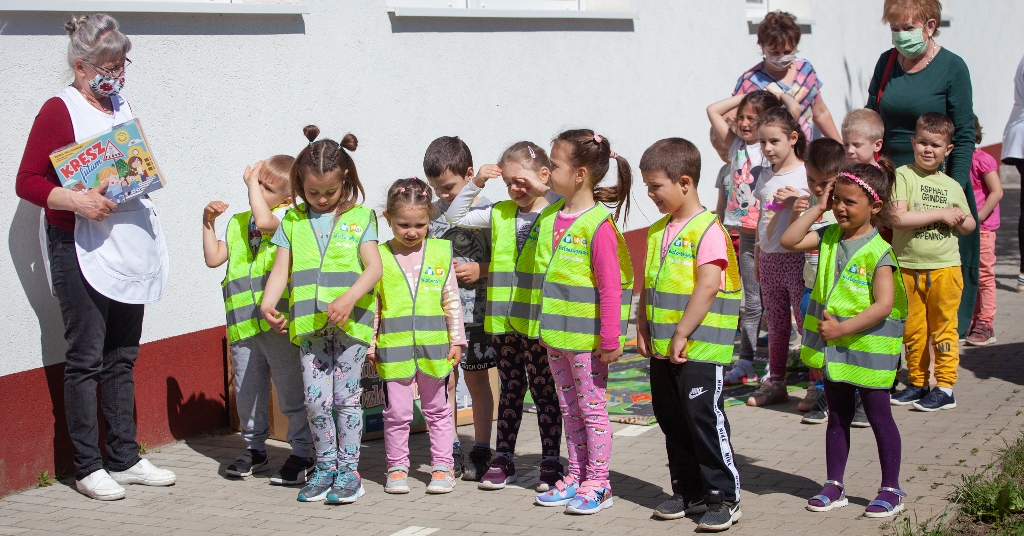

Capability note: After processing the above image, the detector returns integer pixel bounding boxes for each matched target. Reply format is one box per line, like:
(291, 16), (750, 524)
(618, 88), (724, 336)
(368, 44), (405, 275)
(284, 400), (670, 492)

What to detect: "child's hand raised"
(447, 346), (463, 367)
(261, 305), (288, 333)
(243, 160), (264, 186)
(773, 186), (802, 207)
(473, 164), (502, 187)
(814, 182), (834, 213)
(510, 175), (550, 198)
(204, 201), (229, 225)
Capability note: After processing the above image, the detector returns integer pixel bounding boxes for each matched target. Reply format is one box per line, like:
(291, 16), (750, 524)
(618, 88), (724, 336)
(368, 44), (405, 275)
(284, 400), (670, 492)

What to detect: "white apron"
(42, 87), (169, 304)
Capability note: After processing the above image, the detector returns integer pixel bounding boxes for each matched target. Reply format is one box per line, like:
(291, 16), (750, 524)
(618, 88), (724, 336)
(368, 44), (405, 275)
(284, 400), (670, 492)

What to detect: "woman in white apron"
(14, 13), (173, 501)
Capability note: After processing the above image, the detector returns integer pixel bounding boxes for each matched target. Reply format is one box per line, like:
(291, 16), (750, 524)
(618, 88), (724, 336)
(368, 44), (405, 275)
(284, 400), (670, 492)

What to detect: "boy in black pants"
(637, 138), (742, 532)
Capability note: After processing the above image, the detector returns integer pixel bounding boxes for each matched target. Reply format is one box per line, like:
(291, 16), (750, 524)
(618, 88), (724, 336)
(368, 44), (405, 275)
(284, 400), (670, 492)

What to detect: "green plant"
(973, 448), (980, 456)
(919, 465), (929, 471)
(963, 432), (972, 438)
(139, 443), (148, 455)
(36, 471), (54, 488)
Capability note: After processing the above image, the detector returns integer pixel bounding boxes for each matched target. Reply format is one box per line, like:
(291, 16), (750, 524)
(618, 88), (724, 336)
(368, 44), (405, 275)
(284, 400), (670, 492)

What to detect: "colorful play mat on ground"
(524, 352), (809, 426)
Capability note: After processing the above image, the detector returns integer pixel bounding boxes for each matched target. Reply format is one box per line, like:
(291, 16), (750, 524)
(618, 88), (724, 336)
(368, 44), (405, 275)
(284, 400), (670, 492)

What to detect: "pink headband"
(838, 172), (880, 202)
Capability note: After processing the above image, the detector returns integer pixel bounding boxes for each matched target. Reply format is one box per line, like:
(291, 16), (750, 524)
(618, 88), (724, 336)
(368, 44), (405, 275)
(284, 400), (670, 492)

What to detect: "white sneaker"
(76, 470), (126, 501)
(109, 459), (177, 486)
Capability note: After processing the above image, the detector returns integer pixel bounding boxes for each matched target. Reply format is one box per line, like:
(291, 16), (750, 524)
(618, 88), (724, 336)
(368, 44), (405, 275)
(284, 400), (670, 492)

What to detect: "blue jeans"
(799, 286), (812, 320)
(48, 225), (144, 480)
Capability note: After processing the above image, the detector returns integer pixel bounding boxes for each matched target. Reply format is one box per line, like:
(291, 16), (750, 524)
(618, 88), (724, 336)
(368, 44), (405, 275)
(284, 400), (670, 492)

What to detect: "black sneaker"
(226, 449), (268, 478)
(801, 389), (828, 424)
(912, 389), (956, 412)
(270, 455), (315, 485)
(653, 493), (707, 519)
(852, 394), (870, 428)
(891, 385), (929, 406)
(452, 444), (465, 479)
(463, 446), (492, 482)
(696, 491), (741, 532)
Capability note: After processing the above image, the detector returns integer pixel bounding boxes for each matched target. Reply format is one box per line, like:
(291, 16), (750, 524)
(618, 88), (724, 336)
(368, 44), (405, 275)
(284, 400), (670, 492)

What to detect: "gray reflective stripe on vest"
(541, 314), (600, 335)
(803, 330), (825, 352)
(825, 345), (899, 372)
(650, 322), (678, 343)
(647, 289), (690, 312)
(546, 282), (599, 304)
(508, 300), (541, 322)
(377, 344), (450, 363)
(830, 313), (905, 339)
(807, 299), (825, 318)
(513, 272), (543, 290)
(225, 274), (269, 297)
(690, 324), (736, 345)
(293, 298), (370, 320)
(291, 268), (359, 289)
(292, 268), (320, 288)
(490, 271), (515, 287)
(226, 306), (261, 326)
(380, 315), (448, 333)
(485, 300), (511, 318)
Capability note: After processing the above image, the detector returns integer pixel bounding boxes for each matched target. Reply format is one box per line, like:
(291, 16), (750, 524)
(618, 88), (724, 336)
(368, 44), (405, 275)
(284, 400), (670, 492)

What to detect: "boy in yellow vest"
(890, 113), (976, 411)
(637, 139), (743, 532)
(202, 156), (315, 484)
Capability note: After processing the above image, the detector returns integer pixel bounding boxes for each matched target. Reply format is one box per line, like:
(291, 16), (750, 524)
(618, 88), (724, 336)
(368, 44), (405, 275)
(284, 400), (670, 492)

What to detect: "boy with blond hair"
(842, 109), (885, 164)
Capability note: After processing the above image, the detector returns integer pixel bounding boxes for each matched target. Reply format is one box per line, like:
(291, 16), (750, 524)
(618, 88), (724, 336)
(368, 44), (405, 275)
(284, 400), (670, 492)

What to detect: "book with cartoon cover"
(49, 118), (166, 204)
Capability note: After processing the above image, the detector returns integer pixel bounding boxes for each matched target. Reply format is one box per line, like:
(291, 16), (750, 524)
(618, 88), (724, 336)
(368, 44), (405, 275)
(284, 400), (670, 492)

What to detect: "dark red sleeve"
(16, 97), (76, 232)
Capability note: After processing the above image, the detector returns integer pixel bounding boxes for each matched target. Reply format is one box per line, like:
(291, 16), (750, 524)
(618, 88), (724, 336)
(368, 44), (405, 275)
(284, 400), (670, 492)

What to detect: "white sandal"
(806, 480), (848, 512)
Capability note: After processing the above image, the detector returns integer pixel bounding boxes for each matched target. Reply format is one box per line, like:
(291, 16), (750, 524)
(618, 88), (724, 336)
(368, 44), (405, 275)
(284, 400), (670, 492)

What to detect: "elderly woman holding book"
(15, 13), (172, 501)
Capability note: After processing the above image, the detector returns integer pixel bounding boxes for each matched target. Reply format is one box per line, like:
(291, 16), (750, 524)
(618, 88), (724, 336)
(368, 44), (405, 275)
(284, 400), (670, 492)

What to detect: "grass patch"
(35, 471), (54, 488)
(886, 431), (1024, 535)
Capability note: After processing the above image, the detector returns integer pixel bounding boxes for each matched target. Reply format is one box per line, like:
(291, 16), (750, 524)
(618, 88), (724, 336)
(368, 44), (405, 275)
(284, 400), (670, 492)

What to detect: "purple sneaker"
(536, 460), (564, 492)
(478, 457), (517, 490)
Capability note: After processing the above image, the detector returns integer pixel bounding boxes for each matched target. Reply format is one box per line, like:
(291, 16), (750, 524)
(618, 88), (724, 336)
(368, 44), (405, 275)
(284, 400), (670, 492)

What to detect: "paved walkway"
(3, 197), (1023, 536)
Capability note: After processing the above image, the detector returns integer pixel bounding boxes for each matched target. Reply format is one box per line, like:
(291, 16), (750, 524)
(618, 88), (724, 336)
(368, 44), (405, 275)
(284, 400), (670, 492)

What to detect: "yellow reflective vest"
(484, 200), (519, 335)
(801, 225), (908, 389)
(644, 211), (741, 363)
(375, 239), (454, 380)
(282, 205), (376, 345)
(508, 200), (633, 352)
(222, 211), (288, 343)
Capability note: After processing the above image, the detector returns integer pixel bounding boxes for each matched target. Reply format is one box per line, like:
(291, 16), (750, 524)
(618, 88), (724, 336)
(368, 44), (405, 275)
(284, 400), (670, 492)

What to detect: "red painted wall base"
(0, 326), (228, 496)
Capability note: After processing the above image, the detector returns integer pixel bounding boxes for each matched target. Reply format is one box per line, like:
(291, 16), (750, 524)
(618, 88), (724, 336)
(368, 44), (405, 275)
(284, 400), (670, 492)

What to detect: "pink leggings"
(383, 371), (454, 469)
(547, 348), (611, 484)
(758, 251), (806, 382)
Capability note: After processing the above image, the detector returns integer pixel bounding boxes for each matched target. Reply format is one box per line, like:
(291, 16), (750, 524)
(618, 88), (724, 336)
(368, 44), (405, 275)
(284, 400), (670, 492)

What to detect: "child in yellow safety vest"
(636, 138), (743, 532)
(781, 162), (909, 519)
(442, 141), (565, 492)
(513, 129), (633, 515)
(260, 126), (383, 505)
(201, 154), (316, 485)
(367, 178), (467, 496)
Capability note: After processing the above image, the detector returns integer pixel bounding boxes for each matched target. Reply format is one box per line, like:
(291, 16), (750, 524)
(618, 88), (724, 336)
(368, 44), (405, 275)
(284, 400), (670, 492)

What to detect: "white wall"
(1, 0), (1020, 377)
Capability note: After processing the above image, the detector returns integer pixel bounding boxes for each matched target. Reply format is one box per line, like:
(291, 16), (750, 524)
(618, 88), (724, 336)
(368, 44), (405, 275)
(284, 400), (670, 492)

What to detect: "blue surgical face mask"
(892, 27), (927, 58)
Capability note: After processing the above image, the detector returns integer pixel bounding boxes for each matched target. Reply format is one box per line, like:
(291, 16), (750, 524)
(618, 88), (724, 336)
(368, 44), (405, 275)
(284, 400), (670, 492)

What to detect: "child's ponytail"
(758, 106), (807, 160)
(553, 129), (632, 221)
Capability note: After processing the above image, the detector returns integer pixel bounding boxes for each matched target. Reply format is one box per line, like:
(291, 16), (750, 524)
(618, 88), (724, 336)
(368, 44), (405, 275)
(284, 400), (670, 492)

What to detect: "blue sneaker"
(325, 468), (364, 504)
(912, 389), (956, 412)
(891, 385), (929, 406)
(535, 475), (579, 507)
(564, 481), (614, 515)
(297, 463), (336, 502)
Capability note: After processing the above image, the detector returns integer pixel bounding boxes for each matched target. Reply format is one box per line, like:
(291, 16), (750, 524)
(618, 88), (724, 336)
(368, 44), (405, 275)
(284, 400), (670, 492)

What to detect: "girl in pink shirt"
(524, 129), (633, 515)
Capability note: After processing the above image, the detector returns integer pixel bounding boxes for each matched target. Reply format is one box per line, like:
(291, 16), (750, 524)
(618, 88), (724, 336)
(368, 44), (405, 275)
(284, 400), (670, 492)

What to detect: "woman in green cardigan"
(866, 0), (977, 339)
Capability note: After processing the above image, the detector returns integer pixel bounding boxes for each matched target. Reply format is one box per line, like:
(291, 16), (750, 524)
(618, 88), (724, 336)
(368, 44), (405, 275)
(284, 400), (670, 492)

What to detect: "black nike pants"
(650, 358), (741, 504)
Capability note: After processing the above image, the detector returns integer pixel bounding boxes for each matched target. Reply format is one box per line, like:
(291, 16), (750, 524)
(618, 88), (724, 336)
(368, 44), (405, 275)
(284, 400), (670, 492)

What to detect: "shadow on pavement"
(960, 342), (1024, 386)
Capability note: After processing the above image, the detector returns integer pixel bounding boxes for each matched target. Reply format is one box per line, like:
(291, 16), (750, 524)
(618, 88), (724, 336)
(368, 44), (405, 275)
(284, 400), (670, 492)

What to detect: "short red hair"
(882, 0), (942, 36)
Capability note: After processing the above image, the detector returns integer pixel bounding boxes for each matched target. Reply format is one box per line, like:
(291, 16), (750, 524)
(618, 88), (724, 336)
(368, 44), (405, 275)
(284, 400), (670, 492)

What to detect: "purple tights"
(809, 380), (902, 512)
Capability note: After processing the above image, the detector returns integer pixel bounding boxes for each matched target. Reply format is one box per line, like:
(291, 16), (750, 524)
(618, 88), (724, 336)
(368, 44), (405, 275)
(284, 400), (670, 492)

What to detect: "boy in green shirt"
(890, 113), (976, 412)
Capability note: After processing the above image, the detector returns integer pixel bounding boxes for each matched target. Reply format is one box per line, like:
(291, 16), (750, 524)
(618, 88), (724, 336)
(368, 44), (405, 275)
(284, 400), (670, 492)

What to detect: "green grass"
(35, 471), (54, 488)
(886, 431), (1024, 535)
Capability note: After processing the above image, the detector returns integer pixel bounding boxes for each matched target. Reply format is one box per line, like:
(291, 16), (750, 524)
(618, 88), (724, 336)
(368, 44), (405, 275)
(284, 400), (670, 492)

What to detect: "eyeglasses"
(85, 58), (131, 78)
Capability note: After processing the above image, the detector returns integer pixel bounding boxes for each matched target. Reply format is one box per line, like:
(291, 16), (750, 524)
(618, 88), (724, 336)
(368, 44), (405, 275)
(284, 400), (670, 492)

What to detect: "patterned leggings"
(758, 251), (805, 382)
(299, 328), (365, 469)
(491, 334), (561, 458)
(547, 348), (611, 484)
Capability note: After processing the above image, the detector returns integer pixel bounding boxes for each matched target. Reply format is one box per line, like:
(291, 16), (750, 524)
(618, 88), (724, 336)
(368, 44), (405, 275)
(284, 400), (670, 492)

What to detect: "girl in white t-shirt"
(748, 106), (810, 408)
(707, 90), (784, 385)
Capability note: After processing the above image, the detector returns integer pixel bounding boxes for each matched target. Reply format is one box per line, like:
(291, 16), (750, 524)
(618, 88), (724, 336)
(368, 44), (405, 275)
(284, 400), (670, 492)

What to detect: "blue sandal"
(864, 487), (906, 518)
(806, 480), (848, 512)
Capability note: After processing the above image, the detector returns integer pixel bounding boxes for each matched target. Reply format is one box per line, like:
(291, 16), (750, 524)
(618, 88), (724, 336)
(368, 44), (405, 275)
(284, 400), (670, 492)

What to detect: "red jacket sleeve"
(16, 97), (76, 231)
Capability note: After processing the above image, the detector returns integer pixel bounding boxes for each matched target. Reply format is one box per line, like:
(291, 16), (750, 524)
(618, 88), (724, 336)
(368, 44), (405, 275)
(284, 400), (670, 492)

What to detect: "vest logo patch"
(562, 233), (588, 247)
(840, 262), (871, 293)
(425, 266), (446, 277)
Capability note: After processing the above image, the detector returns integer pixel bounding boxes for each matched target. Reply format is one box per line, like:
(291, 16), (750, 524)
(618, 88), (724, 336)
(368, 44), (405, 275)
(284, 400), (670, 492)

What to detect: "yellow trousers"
(901, 267), (963, 389)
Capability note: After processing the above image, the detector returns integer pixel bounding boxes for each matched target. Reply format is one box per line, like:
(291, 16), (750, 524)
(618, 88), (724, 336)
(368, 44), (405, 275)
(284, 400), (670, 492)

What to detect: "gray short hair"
(64, 13), (131, 69)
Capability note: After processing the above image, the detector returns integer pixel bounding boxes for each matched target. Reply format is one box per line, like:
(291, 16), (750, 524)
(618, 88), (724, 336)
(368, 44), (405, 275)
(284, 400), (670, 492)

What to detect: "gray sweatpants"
(738, 232), (761, 362)
(231, 330), (313, 458)
(298, 328), (365, 469)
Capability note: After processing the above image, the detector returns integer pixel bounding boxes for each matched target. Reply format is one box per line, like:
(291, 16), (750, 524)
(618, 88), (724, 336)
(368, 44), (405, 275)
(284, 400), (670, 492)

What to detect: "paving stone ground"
(2, 195), (1023, 536)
